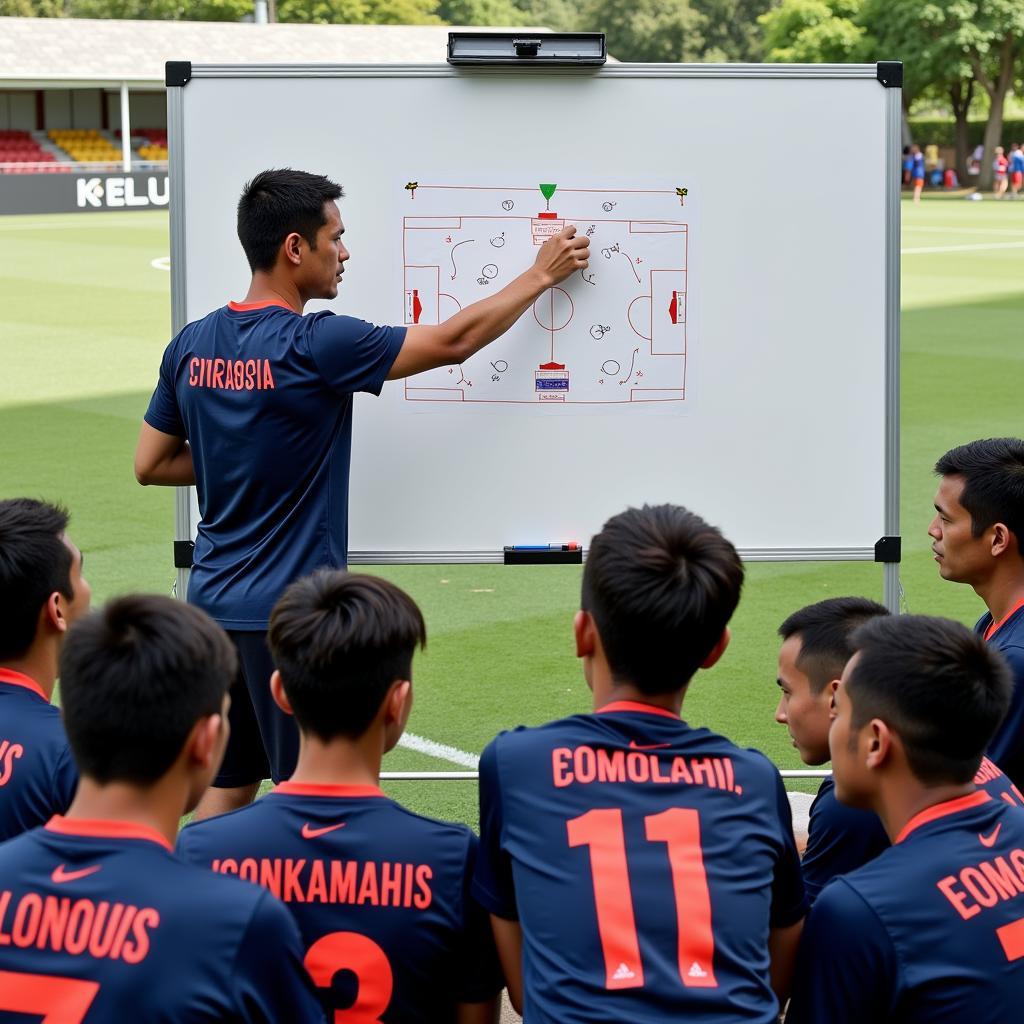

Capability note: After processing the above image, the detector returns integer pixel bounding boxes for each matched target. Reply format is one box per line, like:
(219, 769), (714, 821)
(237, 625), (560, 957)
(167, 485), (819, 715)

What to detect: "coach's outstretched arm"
(386, 225), (589, 380)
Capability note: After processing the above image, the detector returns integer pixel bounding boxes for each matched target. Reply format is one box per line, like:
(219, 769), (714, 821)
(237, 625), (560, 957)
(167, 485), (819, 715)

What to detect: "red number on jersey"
(305, 931), (394, 1023)
(0, 970), (99, 1023)
(568, 806), (718, 991)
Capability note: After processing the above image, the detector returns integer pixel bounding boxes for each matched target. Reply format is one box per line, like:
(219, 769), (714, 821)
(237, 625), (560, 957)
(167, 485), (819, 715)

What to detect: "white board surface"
(170, 64), (898, 560)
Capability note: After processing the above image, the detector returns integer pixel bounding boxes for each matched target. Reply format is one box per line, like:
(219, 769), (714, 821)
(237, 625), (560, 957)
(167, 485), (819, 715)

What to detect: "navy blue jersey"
(144, 302), (405, 628)
(978, 602), (1024, 785)
(0, 816), (323, 1023)
(177, 781), (502, 1022)
(0, 669), (77, 842)
(801, 776), (889, 904)
(473, 701), (807, 1023)
(911, 152), (925, 178)
(788, 790), (1024, 1024)
(802, 757), (1020, 903)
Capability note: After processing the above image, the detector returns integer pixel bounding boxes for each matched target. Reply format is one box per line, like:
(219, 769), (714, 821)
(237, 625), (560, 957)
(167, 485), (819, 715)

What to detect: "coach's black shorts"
(213, 630), (299, 788)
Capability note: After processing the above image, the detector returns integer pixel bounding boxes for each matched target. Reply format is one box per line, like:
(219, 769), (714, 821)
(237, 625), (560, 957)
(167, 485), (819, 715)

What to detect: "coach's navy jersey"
(801, 776), (889, 904)
(978, 601), (1024, 785)
(0, 816), (323, 1023)
(0, 669), (77, 842)
(144, 302), (405, 628)
(177, 781), (502, 1022)
(473, 701), (807, 1023)
(802, 757), (1020, 904)
(787, 790), (1024, 1024)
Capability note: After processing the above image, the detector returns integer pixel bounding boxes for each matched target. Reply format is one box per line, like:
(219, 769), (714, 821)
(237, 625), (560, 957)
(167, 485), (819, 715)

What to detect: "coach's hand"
(533, 225), (590, 286)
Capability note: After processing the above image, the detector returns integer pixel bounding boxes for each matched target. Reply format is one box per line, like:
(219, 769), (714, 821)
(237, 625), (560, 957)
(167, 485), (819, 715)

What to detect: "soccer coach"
(135, 168), (589, 819)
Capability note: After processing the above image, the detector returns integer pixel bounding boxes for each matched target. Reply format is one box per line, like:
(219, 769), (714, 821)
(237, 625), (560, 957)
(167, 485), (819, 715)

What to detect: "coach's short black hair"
(778, 597), (889, 694)
(581, 504), (744, 695)
(0, 498), (73, 662)
(935, 438), (1024, 547)
(237, 168), (344, 272)
(59, 595), (236, 785)
(268, 570), (426, 742)
(846, 615), (1011, 785)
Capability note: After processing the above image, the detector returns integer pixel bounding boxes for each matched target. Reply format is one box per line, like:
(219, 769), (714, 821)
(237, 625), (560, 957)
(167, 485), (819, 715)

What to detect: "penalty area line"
(398, 731), (480, 768)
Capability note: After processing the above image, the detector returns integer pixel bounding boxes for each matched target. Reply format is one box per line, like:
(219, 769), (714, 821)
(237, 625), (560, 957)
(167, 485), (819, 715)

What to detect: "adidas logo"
(612, 963), (636, 981)
(688, 962), (709, 979)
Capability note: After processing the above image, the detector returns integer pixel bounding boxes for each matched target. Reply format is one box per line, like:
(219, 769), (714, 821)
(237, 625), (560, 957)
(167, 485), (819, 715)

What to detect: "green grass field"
(2, 196), (1023, 827)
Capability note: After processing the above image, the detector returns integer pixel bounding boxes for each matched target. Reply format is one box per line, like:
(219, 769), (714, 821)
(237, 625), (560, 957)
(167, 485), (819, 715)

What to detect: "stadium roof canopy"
(0, 16), (553, 89)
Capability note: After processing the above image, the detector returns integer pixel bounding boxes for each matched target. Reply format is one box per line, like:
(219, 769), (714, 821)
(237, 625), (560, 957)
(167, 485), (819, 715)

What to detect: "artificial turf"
(2, 196), (1023, 826)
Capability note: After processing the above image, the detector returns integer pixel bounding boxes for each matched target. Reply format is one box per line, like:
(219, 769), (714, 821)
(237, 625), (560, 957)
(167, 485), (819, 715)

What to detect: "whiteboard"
(167, 62), (900, 572)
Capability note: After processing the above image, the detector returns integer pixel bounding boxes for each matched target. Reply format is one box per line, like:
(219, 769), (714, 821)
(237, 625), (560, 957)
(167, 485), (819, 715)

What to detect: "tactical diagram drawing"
(402, 183), (691, 405)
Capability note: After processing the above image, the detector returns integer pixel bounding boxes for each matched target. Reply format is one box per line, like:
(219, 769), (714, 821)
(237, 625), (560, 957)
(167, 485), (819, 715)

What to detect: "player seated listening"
(0, 594), (323, 1022)
(178, 570), (503, 1024)
(0, 498), (90, 841)
(473, 503), (807, 1022)
(787, 615), (1024, 1024)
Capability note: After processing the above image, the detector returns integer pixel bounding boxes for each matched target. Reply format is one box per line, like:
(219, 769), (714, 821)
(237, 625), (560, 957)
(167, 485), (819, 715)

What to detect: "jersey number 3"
(568, 806), (717, 990)
(305, 931), (393, 1023)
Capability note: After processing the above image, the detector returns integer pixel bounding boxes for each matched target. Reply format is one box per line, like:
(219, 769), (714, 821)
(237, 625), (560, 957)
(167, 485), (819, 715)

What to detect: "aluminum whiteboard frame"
(167, 62), (901, 611)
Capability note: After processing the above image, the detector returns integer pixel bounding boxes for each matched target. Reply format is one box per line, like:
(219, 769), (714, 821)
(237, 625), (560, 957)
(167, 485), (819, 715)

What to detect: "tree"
(695, 0), (773, 62)
(759, 0), (866, 64)
(276, 0), (440, 21)
(436, 0), (523, 25)
(925, 0), (1024, 188)
(579, 0), (707, 63)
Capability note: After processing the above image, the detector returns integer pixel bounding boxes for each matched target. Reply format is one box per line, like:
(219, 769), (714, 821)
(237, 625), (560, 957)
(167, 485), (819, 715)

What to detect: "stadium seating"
(0, 130), (66, 172)
(49, 128), (122, 164)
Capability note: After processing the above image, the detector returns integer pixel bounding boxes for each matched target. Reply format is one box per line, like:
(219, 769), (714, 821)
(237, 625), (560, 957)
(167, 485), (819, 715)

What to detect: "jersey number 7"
(568, 806), (717, 991)
(0, 970), (99, 1023)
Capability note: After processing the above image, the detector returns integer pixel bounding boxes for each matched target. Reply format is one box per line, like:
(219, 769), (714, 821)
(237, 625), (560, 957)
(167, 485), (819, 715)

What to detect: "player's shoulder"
(177, 797), (275, 852)
(379, 799), (477, 854)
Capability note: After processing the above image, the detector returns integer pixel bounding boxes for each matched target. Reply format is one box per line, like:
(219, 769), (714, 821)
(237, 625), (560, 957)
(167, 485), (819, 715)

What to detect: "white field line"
(398, 731), (480, 768)
(904, 225), (1024, 237)
(150, 256), (170, 271)
(902, 240), (1024, 255)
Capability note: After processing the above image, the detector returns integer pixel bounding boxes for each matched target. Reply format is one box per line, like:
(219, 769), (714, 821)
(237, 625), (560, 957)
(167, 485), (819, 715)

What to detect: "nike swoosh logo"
(51, 864), (101, 884)
(301, 822), (346, 840)
(980, 824), (1002, 848)
(628, 740), (673, 751)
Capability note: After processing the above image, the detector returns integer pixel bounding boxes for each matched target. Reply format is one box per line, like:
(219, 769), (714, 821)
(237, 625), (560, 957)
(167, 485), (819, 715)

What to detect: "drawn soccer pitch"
(401, 183), (690, 405)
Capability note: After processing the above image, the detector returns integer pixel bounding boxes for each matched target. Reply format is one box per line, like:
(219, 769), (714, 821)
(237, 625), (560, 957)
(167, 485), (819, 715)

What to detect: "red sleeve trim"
(45, 815), (174, 851)
(274, 781), (387, 799)
(227, 299), (297, 313)
(894, 790), (991, 844)
(0, 668), (49, 702)
(596, 699), (680, 721)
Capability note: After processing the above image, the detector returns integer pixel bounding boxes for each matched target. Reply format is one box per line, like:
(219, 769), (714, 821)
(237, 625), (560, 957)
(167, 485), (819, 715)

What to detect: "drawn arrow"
(619, 348), (640, 385)
(581, 268), (596, 285)
(450, 239), (474, 280)
(619, 251), (641, 284)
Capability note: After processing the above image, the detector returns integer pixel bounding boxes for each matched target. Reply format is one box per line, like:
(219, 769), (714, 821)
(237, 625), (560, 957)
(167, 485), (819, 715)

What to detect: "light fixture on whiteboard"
(446, 32), (607, 67)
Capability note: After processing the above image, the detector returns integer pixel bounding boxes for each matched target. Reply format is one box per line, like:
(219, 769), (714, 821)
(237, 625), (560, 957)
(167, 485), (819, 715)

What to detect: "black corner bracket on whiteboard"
(876, 62), (903, 88)
(874, 536), (901, 563)
(166, 61), (193, 87)
(173, 540), (195, 569)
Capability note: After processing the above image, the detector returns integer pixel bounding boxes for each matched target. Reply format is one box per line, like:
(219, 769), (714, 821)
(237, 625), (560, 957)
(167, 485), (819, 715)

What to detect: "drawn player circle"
(532, 287), (574, 332)
(601, 360), (620, 376)
(590, 324), (611, 340)
(490, 359), (508, 382)
(477, 264), (499, 286)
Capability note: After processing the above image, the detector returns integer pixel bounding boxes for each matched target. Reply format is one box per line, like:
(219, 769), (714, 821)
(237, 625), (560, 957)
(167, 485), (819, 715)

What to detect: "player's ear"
(270, 670), (294, 716)
(701, 627), (731, 670)
(39, 590), (67, 636)
(991, 522), (1013, 558)
(190, 713), (224, 771)
(574, 610), (597, 659)
(382, 679), (412, 753)
(282, 231), (304, 267)
(826, 678), (841, 706)
(865, 718), (893, 770)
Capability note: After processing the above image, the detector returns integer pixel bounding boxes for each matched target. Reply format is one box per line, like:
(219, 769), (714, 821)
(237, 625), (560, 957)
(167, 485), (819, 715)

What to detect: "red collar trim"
(273, 781), (386, 799)
(985, 598), (1024, 642)
(0, 668), (48, 702)
(227, 299), (295, 313)
(45, 816), (173, 852)
(596, 700), (680, 721)
(895, 790), (992, 844)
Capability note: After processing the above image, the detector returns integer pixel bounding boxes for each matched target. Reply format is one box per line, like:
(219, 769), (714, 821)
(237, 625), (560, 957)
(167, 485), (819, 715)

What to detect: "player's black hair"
(935, 438), (1024, 549)
(846, 615), (1011, 785)
(0, 498), (73, 662)
(59, 595), (236, 785)
(778, 597), (890, 694)
(237, 168), (344, 273)
(581, 504), (744, 695)
(268, 570), (426, 741)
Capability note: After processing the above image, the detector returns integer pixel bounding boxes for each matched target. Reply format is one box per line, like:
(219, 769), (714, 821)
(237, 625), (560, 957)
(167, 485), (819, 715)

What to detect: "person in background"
(994, 146), (1009, 199)
(910, 144), (926, 203)
(0, 498), (89, 841)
